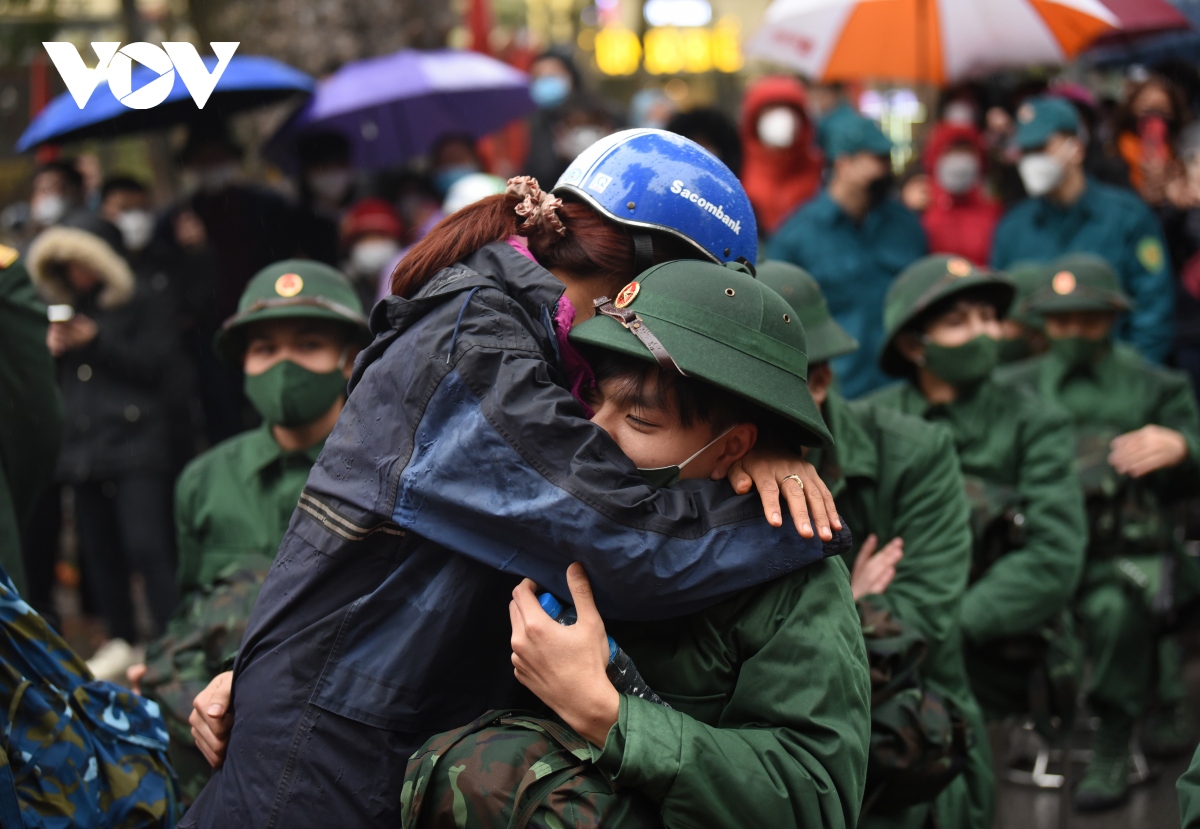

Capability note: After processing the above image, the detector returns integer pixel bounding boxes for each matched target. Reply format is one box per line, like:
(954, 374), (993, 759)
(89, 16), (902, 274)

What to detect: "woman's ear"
(895, 332), (925, 367)
(709, 423), (758, 480)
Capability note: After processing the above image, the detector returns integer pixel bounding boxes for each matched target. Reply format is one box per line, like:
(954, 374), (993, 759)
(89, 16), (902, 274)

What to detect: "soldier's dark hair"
(100, 175), (149, 202)
(903, 284), (1012, 338)
(583, 348), (787, 441)
(34, 159), (84, 195)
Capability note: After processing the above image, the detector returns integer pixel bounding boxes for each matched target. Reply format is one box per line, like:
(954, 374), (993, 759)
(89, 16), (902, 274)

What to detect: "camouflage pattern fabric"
(0, 565), (176, 828)
(400, 709), (661, 829)
(141, 565), (267, 806)
(858, 597), (969, 815)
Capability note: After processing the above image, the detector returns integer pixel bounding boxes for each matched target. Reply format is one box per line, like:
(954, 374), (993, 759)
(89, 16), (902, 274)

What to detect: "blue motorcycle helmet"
(553, 128), (758, 267)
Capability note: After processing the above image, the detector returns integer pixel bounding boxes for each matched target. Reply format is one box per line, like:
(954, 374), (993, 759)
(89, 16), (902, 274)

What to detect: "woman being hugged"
(181, 130), (840, 829)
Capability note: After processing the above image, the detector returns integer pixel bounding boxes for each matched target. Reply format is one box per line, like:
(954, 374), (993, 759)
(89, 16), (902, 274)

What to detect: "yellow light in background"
(712, 16), (744, 73)
(644, 28), (685, 75)
(595, 27), (641, 76)
(682, 28), (711, 73)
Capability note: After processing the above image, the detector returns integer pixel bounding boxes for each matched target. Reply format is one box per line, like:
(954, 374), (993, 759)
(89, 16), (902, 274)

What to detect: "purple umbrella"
(268, 48), (534, 170)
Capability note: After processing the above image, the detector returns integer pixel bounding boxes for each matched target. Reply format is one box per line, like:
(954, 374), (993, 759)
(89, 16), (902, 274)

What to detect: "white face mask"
(306, 168), (353, 203)
(555, 125), (608, 161)
(1017, 152), (1065, 197)
(757, 108), (798, 148)
(350, 239), (400, 277)
(31, 194), (67, 226)
(943, 101), (976, 126)
(115, 209), (154, 251)
(935, 153), (980, 195)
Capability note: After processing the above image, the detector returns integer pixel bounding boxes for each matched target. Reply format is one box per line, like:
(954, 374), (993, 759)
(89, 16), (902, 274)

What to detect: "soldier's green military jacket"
(867, 378), (1087, 644)
(0, 254), (64, 595)
(998, 345), (1200, 540)
(601, 556), (870, 829)
(1180, 743), (1200, 828)
(174, 422), (323, 596)
(810, 392), (990, 829)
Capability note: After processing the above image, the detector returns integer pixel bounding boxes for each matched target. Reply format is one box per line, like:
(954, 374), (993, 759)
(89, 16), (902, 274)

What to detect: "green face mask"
(636, 427), (734, 488)
(1048, 335), (1109, 369)
(922, 335), (998, 388)
(244, 359), (347, 427)
(997, 336), (1033, 364)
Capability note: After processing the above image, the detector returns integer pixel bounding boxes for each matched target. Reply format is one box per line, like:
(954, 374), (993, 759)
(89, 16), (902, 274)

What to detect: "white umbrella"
(746, 0), (1121, 84)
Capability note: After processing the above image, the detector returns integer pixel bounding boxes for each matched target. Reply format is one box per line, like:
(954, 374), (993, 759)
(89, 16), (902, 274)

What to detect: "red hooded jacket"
(920, 122), (1001, 266)
(739, 77), (823, 235)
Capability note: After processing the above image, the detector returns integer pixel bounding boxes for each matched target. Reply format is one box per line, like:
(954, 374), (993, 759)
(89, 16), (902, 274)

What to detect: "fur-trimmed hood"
(27, 226), (134, 310)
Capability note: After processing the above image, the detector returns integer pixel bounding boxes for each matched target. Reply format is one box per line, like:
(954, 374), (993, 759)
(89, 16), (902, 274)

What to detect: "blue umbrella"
(16, 55), (313, 152)
(267, 49), (535, 170)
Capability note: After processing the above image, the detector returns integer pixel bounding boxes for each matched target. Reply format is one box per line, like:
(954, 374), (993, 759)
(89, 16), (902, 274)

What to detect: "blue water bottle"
(537, 592), (670, 708)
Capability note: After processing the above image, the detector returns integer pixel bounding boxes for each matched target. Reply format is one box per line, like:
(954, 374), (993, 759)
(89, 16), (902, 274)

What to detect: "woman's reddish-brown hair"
(389, 192), (697, 299)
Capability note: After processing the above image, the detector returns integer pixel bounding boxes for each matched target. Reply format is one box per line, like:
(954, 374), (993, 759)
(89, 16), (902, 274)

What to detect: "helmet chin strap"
(632, 233), (655, 275)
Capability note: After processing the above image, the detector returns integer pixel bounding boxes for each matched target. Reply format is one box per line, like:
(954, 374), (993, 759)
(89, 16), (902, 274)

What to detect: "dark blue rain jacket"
(182, 242), (829, 828)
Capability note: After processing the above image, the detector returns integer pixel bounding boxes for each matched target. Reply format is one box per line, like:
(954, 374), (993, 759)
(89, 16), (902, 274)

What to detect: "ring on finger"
(782, 474), (805, 492)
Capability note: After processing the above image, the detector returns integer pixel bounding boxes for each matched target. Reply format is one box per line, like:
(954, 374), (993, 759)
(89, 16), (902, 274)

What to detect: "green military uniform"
(761, 261), (991, 829)
(175, 423), (324, 595)
(603, 559), (870, 829)
(991, 96), (1174, 363)
(142, 259), (368, 804)
(997, 253), (1200, 809)
(867, 256), (1087, 722)
(1180, 744), (1200, 828)
(997, 260), (1052, 364)
(0, 248), (64, 594)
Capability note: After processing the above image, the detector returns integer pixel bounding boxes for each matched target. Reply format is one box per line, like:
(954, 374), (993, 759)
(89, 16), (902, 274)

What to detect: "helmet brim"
(215, 298), (371, 364)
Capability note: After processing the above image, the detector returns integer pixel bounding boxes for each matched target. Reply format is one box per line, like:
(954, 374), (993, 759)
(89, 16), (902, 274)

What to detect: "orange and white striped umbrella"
(747, 0), (1121, 85)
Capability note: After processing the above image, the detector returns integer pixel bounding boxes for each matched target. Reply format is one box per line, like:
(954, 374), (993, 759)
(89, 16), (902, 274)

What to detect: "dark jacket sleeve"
(1119, 205), (1174, 363)
(960, 402), (1087, 643)
(85, 287), (178, 387)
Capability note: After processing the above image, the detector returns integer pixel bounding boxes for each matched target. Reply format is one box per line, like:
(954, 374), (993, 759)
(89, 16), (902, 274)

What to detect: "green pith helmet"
(570, 260), (832, 446)
(757, 261), (858, 364)
(879, 254), (1015, 377)
(216, 259), (370, 364)
(1024, 252), (1132, 316)
(1004, 260), (1056, 329)
(825, 113), (894, 159)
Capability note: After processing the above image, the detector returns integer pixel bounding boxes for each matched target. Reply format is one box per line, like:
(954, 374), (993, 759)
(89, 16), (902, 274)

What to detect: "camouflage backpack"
(858, 597), (969, 814)
(400, 709), (661, 829)
(0, 566), (176, 829)
(141, 565), (268, 806)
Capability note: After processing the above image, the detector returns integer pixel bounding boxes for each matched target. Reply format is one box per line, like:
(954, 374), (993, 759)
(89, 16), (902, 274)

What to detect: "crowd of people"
(6, 50), (1200, 828)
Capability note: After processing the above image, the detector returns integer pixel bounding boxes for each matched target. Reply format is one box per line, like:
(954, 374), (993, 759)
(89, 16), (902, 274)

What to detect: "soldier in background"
(998, 253), (1200, 811)
(128, 259), (369, 804)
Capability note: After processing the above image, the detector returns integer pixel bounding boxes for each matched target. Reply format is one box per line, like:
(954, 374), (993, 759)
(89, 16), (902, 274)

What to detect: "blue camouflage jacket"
(182, 241), (829, 829)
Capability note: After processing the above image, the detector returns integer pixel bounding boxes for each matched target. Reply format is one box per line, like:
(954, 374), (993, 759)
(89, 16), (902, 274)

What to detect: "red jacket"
(920, 122), (1001, 266)
(739, 77), (823, 235)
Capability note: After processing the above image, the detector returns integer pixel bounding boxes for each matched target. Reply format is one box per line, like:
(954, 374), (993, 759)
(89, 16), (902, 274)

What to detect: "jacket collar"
(1032, 175), (1097, 224)
(245, 421), (327, 475)
(812, 391), (879, 496)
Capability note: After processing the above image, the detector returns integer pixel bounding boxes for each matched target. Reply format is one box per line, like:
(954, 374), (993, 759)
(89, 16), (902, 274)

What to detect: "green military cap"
(216, 259), (370, 363)
(1014, 95), (1079, 151)
(570, 260), (832, 446)
(825, 113), (893, 159)
(757, 260), (858, 364)
(1004, 260), (1056, 329)
(879, 255), (1015, 377)
(1024, 252), (1132, 316)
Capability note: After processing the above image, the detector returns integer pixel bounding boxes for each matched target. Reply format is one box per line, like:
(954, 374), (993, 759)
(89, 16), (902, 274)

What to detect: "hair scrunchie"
(506, 176), (566, 237)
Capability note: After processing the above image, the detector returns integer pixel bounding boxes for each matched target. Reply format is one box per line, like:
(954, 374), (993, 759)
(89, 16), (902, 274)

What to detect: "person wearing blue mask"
(430, 133), (483, 197)
(523, 50), (586, 186)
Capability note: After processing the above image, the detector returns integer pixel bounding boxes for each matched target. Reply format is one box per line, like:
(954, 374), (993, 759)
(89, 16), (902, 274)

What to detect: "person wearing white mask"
(99, 176), (156, 254)
(920, 122), (1001, 266)
(294, 131), (353, 267)
(992, 95), (1174, 364)
(29, 160), (85, 232)
(338, 198), (406, 312)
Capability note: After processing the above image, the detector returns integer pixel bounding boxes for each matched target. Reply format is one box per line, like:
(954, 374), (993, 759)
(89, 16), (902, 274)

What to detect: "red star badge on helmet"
(614, 281), (640, 309)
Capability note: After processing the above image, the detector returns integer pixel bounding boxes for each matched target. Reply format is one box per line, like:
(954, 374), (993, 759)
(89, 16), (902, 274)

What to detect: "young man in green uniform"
(758, 260), (991, 829)
(997, 253), (1200, 811)
(991, 95), (1173, 363)
(997, 260), (1052, 364)
(505, 260), (871, 829)
(867, 255), (1087, 727)
(129, 258), (370, 803)
(767, 114), (927, 398)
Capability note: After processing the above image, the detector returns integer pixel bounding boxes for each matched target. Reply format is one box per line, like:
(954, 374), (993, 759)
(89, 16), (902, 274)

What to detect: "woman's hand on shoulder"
(728, 445), (841, 540)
